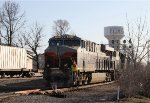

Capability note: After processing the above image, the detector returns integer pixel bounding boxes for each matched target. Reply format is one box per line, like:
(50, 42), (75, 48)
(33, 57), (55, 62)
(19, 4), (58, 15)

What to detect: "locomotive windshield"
(49, 35), (81, 47)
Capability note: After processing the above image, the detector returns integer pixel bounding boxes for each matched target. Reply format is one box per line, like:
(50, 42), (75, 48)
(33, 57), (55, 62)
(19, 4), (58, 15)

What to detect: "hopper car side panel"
(0, 45), (33, 77)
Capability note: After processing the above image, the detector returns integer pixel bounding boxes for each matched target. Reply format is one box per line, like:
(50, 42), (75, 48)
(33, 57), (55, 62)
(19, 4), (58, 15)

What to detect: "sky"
(0, 0), (150, 53)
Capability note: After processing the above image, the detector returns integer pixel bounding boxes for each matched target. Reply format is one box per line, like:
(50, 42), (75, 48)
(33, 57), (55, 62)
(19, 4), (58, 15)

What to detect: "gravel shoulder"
(0, 83), (119, 103)
(0, 78), (149, 103)
(0, 77), (46, 93)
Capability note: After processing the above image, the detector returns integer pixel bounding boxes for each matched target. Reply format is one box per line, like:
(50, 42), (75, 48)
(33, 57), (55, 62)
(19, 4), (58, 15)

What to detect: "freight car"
(0, 45), (33, 77)
(43, 34), (122, 87)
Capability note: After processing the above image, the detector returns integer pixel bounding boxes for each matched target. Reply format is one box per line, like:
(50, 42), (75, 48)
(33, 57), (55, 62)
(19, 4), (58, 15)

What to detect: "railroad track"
(0, 76), (42, 80)
(0, 81), (115, 100)
(0, 92), (15, 101)
(0, 73), (43, 80)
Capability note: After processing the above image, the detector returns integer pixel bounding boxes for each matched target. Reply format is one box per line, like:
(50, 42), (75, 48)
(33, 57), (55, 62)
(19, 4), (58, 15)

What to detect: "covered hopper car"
(43, 34), (122, 87)
(0, 45), (33, 77)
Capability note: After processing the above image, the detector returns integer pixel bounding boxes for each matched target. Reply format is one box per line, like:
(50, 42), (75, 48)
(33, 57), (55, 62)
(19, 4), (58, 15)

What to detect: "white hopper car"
(0, 45), (33, 77)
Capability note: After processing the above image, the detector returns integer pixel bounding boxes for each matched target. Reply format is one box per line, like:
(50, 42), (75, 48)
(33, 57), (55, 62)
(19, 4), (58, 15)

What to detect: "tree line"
(118, 16), (150, 98)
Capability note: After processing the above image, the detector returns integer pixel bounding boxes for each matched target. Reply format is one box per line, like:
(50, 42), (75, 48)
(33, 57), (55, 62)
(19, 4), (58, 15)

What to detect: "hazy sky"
(0, 0), (150, 52)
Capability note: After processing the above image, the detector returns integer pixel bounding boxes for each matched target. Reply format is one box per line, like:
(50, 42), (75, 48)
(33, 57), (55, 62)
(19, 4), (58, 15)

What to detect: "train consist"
(43, 34), (124, 87)
(0, 45), (33, 77)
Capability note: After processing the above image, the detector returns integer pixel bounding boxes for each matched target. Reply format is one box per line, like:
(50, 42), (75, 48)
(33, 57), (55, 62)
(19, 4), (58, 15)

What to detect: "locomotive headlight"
(46, 64), (50, 67)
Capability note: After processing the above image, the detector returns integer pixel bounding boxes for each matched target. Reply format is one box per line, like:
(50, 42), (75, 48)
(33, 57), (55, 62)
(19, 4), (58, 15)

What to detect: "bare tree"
(123, 16), (149, 69)
(119, 16), (150, 97)
(16, 32), (26, 48)
(53, 19), (70, 36)
(0, 1), (25, 46)
(23, 23), (44, 71)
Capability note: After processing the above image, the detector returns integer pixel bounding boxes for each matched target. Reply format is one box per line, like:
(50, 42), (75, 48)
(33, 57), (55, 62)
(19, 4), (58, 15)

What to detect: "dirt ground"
(0, 78), (150, 103)
(0, 83), (117, 103)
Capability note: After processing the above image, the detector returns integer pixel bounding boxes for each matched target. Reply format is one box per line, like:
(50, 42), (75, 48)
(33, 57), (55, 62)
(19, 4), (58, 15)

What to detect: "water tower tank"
(104, 26), (124, 50)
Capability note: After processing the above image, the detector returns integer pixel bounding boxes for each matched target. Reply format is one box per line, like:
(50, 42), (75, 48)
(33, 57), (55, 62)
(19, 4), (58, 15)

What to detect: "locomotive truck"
(0, 45), (33, 77)
(43, 34), (122, 87)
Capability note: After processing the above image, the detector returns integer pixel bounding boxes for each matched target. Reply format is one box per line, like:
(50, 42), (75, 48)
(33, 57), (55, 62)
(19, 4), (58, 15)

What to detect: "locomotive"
(43, 34), (122, 87)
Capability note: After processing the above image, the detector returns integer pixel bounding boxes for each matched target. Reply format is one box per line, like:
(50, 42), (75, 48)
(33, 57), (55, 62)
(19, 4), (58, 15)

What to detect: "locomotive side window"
(49, 40), (56, 46)
(49, 39), (81, 46)
(73, 40), (80, 46)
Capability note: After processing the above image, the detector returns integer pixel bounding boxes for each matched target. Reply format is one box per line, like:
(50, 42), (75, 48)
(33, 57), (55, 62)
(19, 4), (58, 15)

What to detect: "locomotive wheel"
(82, 74), (88, 85)
(10, 74), (14, 78)
(21, 73), (25, 78)
(77, 73), (83, 85)
(1, 73), (5, 78)
(82, 77), (88, 85)
(105, 73), (112, 82)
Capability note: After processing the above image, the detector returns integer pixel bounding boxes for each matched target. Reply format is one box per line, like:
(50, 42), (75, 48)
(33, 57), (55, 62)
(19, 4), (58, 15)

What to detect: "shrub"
(118, 63), (149, 97)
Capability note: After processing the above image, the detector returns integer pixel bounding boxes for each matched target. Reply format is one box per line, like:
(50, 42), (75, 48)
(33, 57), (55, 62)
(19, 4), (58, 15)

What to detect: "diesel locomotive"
(43, 34), (122, 87)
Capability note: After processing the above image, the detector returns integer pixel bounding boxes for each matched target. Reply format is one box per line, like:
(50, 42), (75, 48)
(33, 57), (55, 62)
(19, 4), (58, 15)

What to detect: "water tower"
(104, 26), (124, 50)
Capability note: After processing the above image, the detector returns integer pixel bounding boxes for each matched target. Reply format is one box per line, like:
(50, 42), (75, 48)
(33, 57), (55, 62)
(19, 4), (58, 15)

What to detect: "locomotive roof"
(49, 34), (98, 45)
(49, 34), (81, 40)
(49, 34), (117, 52)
